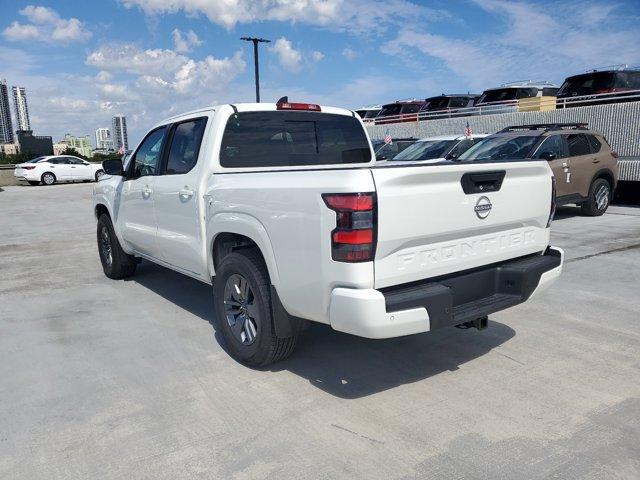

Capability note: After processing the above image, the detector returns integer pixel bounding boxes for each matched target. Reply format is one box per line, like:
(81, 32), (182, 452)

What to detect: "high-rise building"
(95, 127), (113, 150)
(59, 133), (93, 158)
(111, 115), (128, 152)
(0, 79), (14, 144)
(12, 86), (31, 131)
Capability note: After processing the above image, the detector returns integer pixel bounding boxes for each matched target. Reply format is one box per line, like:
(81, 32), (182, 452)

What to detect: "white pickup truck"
(94, 100), (563, 367)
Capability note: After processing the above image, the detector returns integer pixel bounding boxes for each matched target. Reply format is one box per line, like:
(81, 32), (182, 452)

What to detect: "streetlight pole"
(240, 37), (271, 103)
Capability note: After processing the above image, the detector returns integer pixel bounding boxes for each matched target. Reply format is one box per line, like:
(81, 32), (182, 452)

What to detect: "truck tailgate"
(371, 161), (553, 289)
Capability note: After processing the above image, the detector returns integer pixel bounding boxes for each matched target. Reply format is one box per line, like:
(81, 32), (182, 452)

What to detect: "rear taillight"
(323, 193), (376, 262)
(22, 166), (36, 170)
(547, 176), (556, 228)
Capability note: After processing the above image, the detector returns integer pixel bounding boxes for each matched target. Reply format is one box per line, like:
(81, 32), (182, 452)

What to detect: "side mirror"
(540, 152), (557, 161)
(103, 159), (124, 176)
(446, 152), (458, 160)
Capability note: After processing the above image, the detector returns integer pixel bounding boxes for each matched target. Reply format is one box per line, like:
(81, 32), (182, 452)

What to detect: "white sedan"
(14, 155), (105, 186)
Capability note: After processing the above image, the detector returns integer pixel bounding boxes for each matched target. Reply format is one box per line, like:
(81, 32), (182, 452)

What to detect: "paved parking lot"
(1, 183), (639, 479)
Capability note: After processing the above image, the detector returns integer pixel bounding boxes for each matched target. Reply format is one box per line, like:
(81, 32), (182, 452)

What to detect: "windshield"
(458, 135), (539, 161)
(391, 140), (456, 161)
(558, 72), (615, 96)
(421, 97), (450, 111)
(478, 88), (518, 103)
(379, 105), (402, 117)
(363, 109), (380, 119)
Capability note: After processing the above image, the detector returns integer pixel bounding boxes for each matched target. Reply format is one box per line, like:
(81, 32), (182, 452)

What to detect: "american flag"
(384, 130), (393, 145)
(464, 121), (472, 138)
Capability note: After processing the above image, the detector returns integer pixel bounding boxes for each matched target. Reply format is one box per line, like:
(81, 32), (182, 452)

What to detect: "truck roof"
(160, 103), (356, 125)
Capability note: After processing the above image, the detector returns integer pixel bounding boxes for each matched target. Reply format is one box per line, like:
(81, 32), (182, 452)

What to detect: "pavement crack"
(566, 242), (640, 263)
(331, 424), (385, 445)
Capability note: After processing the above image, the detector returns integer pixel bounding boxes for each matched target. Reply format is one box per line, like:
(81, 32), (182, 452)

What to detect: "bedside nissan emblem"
(474, 196), (492, 219)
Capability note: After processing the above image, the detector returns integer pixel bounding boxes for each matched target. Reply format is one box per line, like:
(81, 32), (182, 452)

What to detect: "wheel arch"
(208, 213), (279, 287)
(593, 168), (616, 190)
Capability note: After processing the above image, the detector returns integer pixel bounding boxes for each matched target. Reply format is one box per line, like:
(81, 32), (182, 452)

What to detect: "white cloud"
(385, 0), (640, 90)
(2, 22), (40, 41)
(121, 0), (449, 33)
(270, 37), (302, 72)
(86, 43), (246, 95)
(2, 5), (91, 44)
(310, 51), (324, 62)
(342, 47), (357, 60)
(172, 28), (202, 53)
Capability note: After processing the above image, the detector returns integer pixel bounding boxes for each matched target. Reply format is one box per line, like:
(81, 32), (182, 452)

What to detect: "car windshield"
(379, 105), (402, 117)
(363, 110), (380, 119)
(558, 72), (615, 96)
(391, 140), (456, 161)
(478, 88), (518, 103)
(458, 135), (539, 161)
(421, 97), (450, 111)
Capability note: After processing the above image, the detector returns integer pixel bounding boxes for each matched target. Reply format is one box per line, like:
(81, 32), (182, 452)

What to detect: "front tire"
(41, 172), (56, 185)
(213, 249), (297, 367)
(97, 214), (137, 279)
(580, 178), (611, 216)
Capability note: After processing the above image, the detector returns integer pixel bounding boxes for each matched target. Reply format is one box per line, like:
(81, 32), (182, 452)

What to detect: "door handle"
(592, 158), (600, 164)
(71, 166), (76, 168)
(179, 188), (194, 200)
(142, 185), (152, 197)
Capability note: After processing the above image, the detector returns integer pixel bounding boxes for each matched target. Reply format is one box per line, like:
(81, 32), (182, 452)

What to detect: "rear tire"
(28, 181), (40, 186)
(580, 178), (611, 216)
(41, 172), (56, 185)
(97, 214), (137, 279)
(213, 249), (297, 367)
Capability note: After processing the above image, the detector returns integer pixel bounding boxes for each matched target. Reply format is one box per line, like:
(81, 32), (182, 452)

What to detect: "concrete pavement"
(1, 183), (639, 479)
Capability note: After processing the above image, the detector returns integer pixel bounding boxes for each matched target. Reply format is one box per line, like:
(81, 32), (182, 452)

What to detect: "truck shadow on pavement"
(132, 261), (516, 400)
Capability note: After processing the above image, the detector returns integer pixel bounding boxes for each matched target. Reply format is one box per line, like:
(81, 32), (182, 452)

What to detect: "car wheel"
(28, 181), (40, 186)
(97, 214), (137, 279)
(95, 170), (105, 181)
(213, 249), (297, 367)
(41, 172), (56, 185)
(580, 178), (611, 216)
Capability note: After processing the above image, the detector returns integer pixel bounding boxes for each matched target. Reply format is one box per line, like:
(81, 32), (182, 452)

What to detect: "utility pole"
(240, 37), (271, 103)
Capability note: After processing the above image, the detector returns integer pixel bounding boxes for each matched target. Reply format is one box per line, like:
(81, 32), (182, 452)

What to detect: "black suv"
(557, 68), (640, 107)
(419, 94), (479, 118)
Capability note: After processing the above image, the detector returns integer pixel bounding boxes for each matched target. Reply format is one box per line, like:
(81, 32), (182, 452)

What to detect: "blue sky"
(1, 0), (640, 145)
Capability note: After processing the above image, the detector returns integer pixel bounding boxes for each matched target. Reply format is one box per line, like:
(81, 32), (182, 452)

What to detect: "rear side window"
(587, 135), (601, 153)
(516, 88), (538, 99)
(566, 134), (591, 156)
(164, 118), (207, 175)
(614, 72), (640, 89)
(534, 135), (568, 159)
(400, 104), (420, 114)
(220, 111), (371, 168)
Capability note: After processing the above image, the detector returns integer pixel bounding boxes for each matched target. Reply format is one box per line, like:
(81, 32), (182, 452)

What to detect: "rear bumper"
(329, 247), (563, 339)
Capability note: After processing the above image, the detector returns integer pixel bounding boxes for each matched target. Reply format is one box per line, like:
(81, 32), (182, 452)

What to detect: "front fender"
(93, 179), (132, 254)
(207, 212), (280, 287)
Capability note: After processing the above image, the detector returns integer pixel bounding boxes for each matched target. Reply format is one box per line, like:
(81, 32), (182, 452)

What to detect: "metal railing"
(365, 90), (640, 125)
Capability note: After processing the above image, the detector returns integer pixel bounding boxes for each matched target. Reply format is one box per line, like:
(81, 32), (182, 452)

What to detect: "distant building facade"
(112, 115), (128, 152)
(0, 79), (14, 144)
(0, 142), (19, 155)
(59, 133), (93, 158)
(12, 86), (31, 131)
(17, 130), (53, 157)
(95, 127), (113, 150)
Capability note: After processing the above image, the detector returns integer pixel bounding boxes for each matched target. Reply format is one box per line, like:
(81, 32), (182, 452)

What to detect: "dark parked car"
(375, 100), (426, 125)
(419, 94), (479, 118)
(354, 106), (381, 121)
(371, 137), (418, 160)
(556, 68), (640, 107)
